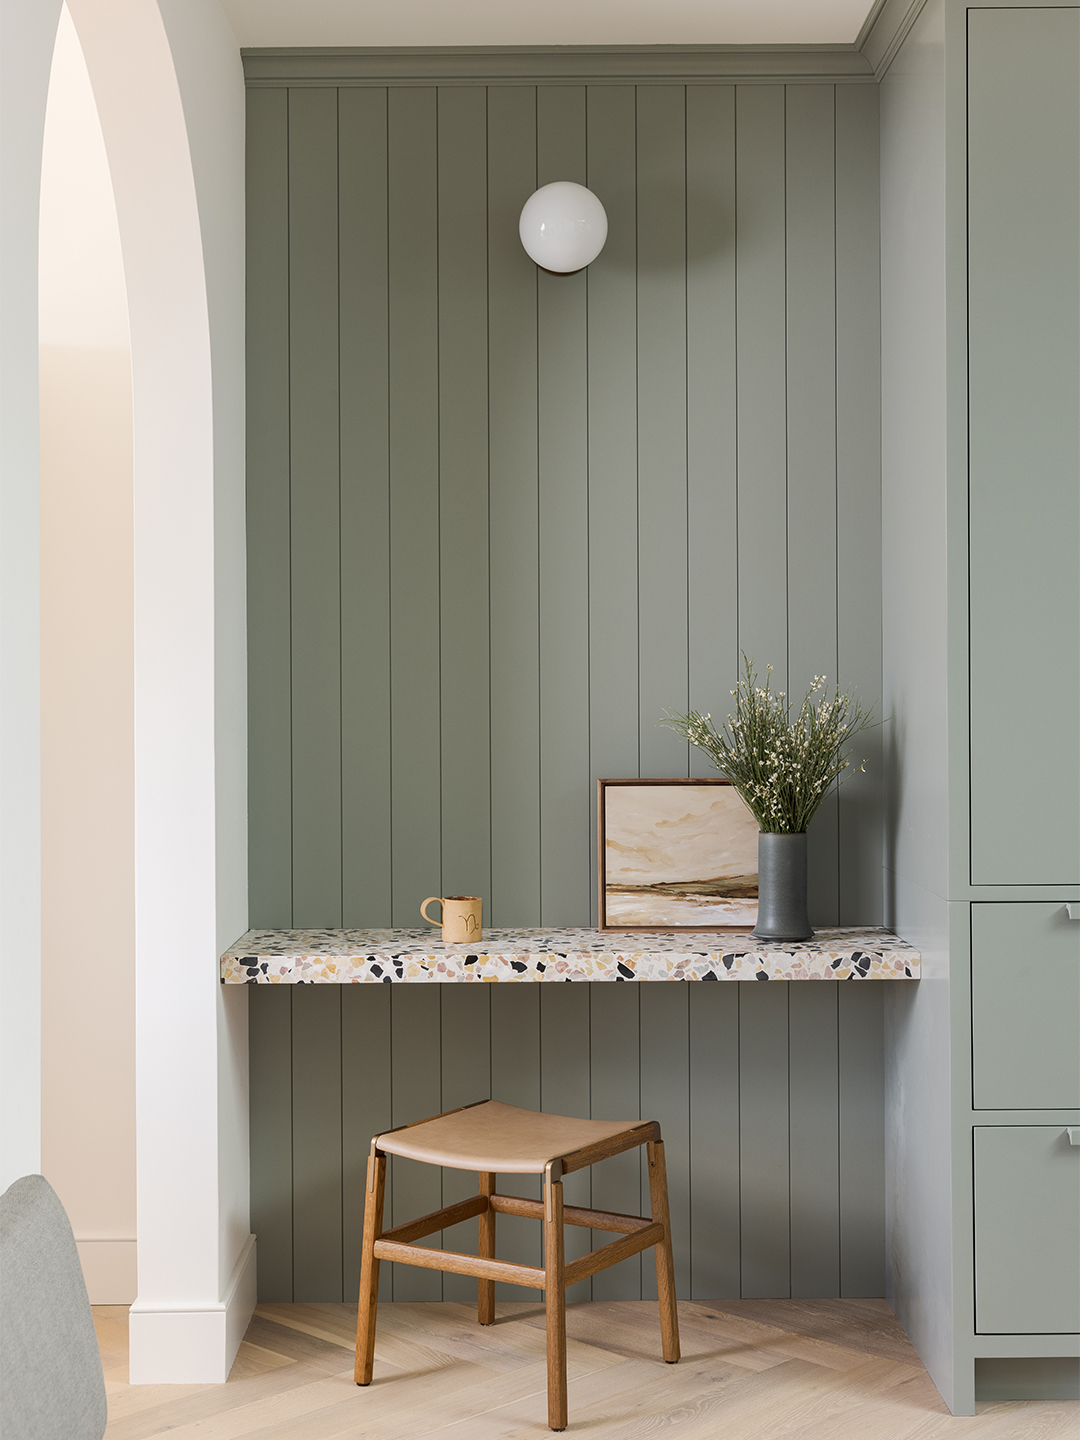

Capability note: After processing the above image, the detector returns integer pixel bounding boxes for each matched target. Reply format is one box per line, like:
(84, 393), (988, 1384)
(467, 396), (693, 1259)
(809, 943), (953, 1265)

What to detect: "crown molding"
(241, 43), (876, 87)
(857, 0), (931, 78)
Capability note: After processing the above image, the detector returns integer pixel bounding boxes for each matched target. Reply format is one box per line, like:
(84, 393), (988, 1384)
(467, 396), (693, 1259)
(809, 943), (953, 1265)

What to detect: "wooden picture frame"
(597, 778), (759, 932)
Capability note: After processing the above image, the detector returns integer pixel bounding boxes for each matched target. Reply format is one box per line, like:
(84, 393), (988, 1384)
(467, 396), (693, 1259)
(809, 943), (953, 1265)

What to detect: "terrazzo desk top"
(221, 927), (919, 984)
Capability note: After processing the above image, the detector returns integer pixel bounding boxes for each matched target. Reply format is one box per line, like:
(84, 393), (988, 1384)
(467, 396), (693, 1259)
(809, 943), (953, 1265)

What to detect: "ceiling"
(221, 0), (880, 50)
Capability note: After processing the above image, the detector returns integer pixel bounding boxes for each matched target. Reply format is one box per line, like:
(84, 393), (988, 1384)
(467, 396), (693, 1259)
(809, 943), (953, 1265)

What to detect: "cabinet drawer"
(972, 903), (1080, 1110)
(975, 1127), (1080, 1334)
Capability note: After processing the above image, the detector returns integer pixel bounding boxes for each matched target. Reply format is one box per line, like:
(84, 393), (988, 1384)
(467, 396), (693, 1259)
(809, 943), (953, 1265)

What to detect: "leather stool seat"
(354, 1099), (680, 1431)
(376, 1099), (640, 1173)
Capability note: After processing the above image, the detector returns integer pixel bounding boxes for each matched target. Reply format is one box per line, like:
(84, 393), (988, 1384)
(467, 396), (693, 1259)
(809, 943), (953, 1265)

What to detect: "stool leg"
(478, 1171), (496, 1326)
(647, 1140), (680, 1363)
(544, 1173), (567, 1431)
(354, 1151), (386, 1385)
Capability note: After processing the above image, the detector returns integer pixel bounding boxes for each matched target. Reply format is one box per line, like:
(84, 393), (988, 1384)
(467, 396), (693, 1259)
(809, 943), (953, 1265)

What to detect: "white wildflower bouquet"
(664, 656), (877, 834)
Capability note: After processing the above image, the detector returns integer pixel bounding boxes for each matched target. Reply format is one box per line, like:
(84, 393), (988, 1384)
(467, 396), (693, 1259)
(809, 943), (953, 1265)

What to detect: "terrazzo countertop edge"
(221, 926), (920, 984)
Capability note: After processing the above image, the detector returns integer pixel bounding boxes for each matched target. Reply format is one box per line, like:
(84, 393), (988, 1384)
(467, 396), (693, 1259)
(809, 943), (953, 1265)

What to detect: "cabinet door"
(972, 903), (1080, 1110)
(967, 8), (1080, 884)
(975, 1127), (1080, 1334)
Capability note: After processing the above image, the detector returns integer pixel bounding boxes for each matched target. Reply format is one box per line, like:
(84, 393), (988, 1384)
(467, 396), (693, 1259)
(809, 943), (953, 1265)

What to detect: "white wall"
(879, 0), (955, 1412)
(1, 0), (249, 1381)
(39, 4), (138, 1306)
(0, 0), (62, 1196)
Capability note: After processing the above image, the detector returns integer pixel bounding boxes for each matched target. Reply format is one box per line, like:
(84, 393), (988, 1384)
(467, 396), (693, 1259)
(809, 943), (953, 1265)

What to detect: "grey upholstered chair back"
(0, 1175), (107, 1440)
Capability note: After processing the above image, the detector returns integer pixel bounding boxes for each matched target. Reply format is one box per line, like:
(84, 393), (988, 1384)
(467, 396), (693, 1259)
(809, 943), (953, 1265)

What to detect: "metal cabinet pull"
(1068, 1128), (1080, 1146)
(1066, 903), (1079, 919)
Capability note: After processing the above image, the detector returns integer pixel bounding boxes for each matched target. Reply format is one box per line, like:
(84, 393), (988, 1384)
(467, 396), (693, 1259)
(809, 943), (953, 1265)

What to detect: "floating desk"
(222, 926), (920, 984)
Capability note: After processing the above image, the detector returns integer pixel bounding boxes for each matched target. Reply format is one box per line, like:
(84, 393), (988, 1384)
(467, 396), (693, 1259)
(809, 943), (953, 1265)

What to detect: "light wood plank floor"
(94, 1299), (1077, 1438)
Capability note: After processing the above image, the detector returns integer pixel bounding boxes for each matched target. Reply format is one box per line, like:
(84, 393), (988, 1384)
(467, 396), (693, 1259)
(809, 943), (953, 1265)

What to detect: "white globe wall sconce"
(519, 181), (608, 274)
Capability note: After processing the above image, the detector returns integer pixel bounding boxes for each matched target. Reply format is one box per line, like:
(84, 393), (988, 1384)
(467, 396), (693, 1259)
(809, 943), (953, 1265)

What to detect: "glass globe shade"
(518, 181), (608, 273)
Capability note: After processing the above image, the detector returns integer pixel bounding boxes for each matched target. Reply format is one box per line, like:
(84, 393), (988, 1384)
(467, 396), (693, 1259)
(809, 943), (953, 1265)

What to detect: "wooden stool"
(354, 1099), (680, 1431)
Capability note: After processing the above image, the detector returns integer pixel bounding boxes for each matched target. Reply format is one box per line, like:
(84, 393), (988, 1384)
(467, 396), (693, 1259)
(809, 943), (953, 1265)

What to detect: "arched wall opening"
(0, 0), (249, 1383)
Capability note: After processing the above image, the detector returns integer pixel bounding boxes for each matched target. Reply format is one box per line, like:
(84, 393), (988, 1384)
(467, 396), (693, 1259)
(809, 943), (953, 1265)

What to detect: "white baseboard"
(128, 1234), (257, 1383)
(77, 1238), (138, 1303)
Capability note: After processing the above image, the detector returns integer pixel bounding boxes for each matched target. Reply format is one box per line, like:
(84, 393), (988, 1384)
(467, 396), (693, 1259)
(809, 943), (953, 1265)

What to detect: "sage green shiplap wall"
(247, 79), (883, 932)
(246, 68), (885, 1303)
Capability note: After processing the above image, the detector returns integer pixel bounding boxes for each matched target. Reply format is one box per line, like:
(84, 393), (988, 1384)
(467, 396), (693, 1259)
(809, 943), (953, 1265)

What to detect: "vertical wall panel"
(586, 86), (639, 920)
(835, 83), (883, 924)
(487, 87), (541, 928)
(636, 87), (689, 777)
(640, 985), (691, 1298)
(339, 88), (392, 927)
(249, 986), (293, 1300)
(247, 73), (887, 1304)
(686, 86), (739, 766)
(540, 985), (593, 1299)
(788, 983), (840, 1296)
(785, 85), (840, 926)
(735, 86), (789, 688)
(288, 89), (342, 926)
(341, 984), (392, 1302)
(689, 983), (741, 1298)
(438, 88), (493, 904)
(388, 88), (442, 927)
(839, 982), (885, 1295)
(490, 985), (542, 1298)
(390, 986), (443, 1298)
(589, 984), (642, 1299)
(740, 982), (790, 1296)
(440, 986), (492, 1299)
(246, 89), (293, 926)
(537, 88), (592, 925)
(291, 986), (342, 1299)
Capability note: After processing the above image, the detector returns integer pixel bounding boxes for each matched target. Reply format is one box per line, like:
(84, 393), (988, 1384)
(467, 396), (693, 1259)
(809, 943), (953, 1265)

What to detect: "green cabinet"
(972, 903), (1080, 1110)
(967, 6), (1080, 885)
(975, 1126), (1080, 1334)
(883, 0), (1080, 1411)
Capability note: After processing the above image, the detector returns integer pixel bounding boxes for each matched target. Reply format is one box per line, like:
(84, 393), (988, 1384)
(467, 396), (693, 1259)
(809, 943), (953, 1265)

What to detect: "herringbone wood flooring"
(94, 1300), (1077, 1438)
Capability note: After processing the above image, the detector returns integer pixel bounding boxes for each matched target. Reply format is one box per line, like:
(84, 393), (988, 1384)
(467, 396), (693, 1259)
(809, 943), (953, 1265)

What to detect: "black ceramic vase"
(752, 832), (815, 941)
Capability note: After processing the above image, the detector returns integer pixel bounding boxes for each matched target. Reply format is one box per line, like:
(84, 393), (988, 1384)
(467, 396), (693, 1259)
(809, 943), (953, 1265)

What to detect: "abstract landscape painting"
(599, 779), (759, 930)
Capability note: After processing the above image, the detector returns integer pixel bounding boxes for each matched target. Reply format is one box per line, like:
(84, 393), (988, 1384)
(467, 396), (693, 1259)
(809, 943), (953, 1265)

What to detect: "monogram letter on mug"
(420, 895), (483, 944)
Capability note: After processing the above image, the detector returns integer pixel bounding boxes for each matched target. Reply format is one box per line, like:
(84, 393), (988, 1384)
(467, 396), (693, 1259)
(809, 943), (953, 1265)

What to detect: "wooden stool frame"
(354, 1107), (680, 1432)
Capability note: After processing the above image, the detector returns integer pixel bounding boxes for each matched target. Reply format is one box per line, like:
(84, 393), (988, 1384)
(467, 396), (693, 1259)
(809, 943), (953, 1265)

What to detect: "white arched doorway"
(1, 0), (250, 1383)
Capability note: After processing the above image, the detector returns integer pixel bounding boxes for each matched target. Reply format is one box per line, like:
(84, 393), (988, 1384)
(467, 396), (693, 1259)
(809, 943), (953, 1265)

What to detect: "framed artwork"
(597, 778), (759, 932)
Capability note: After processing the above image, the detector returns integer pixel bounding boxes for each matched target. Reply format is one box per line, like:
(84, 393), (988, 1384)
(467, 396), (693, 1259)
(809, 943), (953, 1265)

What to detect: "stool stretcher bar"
(377, 1193), (488, 1245)
(372, 1239), (544, 1289)
(563, 1224), (666, 1287)
(373, 1201), (664, 1292)
(375, 1189), (658, 1247)
(489, 1193), (654, 1234)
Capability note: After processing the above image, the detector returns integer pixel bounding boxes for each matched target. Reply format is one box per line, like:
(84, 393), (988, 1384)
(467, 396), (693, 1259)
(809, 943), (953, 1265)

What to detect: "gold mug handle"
(420, 896), (444, 927)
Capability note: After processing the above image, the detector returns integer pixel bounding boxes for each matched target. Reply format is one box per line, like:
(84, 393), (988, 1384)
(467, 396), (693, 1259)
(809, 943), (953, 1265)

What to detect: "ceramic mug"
(420, 895), (482, 944)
